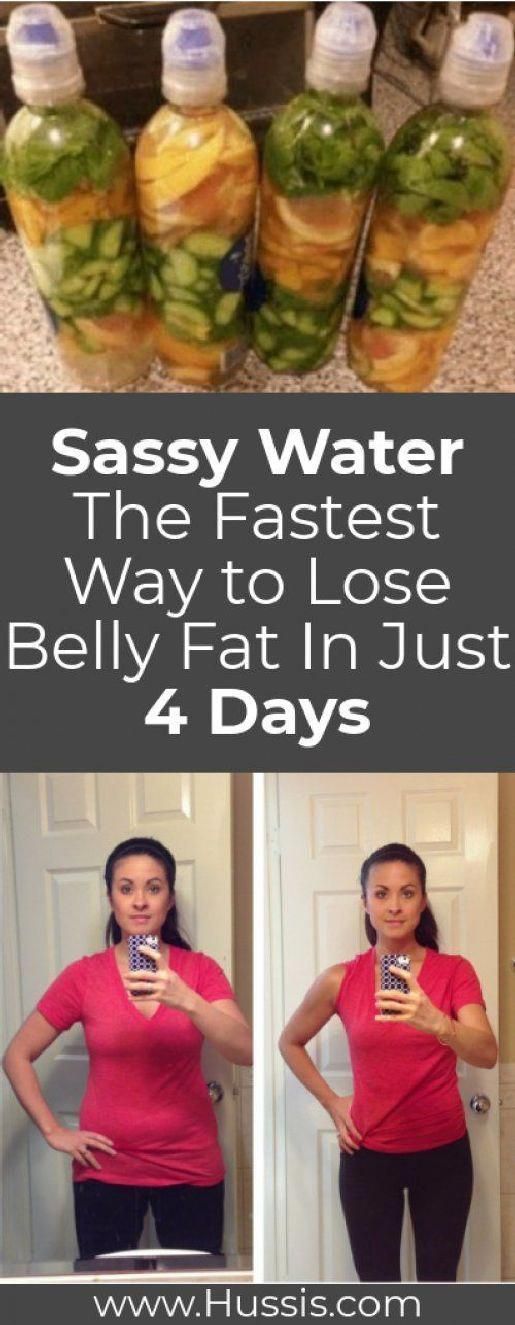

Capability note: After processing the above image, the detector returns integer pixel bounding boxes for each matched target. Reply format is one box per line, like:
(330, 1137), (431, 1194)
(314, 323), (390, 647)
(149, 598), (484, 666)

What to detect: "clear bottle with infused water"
(349, 11), (514, 392)
(251, 2), (384, 375)
(135, 8), (258, 387)
(2, 3), (152, 389)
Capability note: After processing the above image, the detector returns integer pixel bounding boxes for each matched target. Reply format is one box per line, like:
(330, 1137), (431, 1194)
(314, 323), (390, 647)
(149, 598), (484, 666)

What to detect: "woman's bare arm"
(3, 1011), (116, 1168)
(279, 965), (361, 1153)
(3, 1011), (63, 1138)
(279, 966), (344, 1108)
(437, 1003), (498, 1068)
(187, 997), (252, 1066)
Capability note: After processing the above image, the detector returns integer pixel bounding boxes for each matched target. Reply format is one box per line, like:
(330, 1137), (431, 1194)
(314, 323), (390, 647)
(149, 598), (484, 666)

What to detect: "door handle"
(469, 1093), (491, 1114)
(207, 1080), (224, 1105)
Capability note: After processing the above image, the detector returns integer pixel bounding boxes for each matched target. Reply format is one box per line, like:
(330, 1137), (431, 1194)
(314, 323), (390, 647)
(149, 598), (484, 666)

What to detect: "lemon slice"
(275, 195), (359, 247)
(137, 129), (225, 199)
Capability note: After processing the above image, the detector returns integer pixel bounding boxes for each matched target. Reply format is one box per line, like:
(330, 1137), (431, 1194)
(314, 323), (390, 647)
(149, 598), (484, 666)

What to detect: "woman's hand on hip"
(375, 966), (443, 1035)
(123, 948), (195, 1014)
(46, 1126), (116, 1170)
(327, 1094), (362, 1155)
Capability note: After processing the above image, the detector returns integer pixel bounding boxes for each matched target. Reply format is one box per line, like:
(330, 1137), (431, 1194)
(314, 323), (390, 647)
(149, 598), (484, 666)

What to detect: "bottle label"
(219, 229), (253, 294)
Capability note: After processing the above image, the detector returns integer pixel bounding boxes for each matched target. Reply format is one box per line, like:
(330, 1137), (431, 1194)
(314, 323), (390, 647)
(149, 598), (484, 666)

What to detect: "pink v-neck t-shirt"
(37, 946), (234, 1187)
(336, 947), (485, 1153)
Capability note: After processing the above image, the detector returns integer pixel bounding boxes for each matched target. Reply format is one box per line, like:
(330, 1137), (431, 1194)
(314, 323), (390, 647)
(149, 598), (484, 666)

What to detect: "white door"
(7, 772), (236, 1261)
(268, 773), (499, 1282)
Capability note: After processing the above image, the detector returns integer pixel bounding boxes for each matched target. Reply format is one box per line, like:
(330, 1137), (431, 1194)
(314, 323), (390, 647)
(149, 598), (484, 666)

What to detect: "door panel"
(272, 773), (499, 1282)
(8, 772), (234, 1260)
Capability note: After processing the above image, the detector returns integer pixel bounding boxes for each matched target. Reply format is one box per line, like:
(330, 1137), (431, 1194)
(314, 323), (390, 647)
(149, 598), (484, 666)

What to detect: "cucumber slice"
(82, 275), (102, 300)
(279, 309), (300, 329)
(162, 249), (199, 289)
(149, 272), (165, 303)
(395, 275), (424, 301)
(110, 254), (131, 283)
(184, 230), (232, 260)
(164, 284), (200, 306)
(51, 297), (75, 318)
(97, 220), (125, 260)
(29, 260), (56, 300)
(164, 301), (212, 342)
(281, 346), (315, 365)
(268, 355), (291, 372)
(38, 243), (63, 284)
(297, 312), (322, 336)
(98, 280), (119, 302)
(215, 293), (241, 327)
(393, 288), (426, 313)
(379, 293), (403, 314)
(430, 297), (460, 317)
(259, 305), (281, 328)
(65, 223), (94, 252)
(370, 306), (398, 328)
(425, 279), (463, 301)
(255, 328), (277, 353)
(81, 259), (109, 278)
(59, 273), (88, 297)
(399, 309), (443, 330)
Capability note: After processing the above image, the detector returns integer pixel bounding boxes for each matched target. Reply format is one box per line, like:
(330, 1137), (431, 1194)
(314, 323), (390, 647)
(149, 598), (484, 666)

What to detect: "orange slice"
(275, 192), (363, 248)
(136, 129), (225, 199)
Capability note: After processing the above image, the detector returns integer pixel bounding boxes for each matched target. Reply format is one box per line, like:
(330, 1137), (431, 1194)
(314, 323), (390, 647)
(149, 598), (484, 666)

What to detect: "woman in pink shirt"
(3, 836), (251, 1259)
(279, 842), (497, 1282)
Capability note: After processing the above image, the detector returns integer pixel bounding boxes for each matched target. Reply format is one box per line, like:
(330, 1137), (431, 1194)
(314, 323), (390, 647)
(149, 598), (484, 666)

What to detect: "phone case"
(127, 933), (159, 972)
(379, 953), (410, 1015)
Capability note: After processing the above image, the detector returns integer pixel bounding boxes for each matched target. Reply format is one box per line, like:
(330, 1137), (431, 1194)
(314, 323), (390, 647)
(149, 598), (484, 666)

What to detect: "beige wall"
(499, 774), (515, 1063)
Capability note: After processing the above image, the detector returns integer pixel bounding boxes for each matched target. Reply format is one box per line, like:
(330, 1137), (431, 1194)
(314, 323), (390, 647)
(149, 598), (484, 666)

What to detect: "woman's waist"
(79, 1094), (218, 1144)
(352, 1085), (465, 1150)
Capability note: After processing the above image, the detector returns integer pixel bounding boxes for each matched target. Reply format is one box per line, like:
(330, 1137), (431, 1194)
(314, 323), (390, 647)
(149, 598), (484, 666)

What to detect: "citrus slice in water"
(275, 194), (360, 247)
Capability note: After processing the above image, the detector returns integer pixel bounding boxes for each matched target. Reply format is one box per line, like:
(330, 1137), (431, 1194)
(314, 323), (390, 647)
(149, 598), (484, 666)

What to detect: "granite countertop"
(1, 55), (514, 395)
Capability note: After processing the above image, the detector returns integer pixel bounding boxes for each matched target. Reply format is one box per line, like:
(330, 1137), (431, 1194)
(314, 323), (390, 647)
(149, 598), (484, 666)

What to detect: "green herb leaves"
(3, 101), (126, 202)
(380, 106), (512, 224)
(265, 91), (384, 198)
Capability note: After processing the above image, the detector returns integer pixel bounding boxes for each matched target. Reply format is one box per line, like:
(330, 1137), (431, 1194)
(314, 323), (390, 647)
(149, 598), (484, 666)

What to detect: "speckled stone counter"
(1, 58), (514, 395)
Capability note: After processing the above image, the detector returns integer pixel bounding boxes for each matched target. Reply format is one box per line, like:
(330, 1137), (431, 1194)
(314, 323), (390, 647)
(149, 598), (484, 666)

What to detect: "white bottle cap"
(7, 3), (84, 106)
(306, 1), (377, 97)
(162, 8), (227, 108)
(439, 12), (514, 109)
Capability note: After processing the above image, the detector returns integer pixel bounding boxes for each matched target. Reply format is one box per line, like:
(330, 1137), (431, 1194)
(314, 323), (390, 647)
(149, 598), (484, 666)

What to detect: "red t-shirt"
(37, 946), (234, 1187)
(336, 947), (486, 1153)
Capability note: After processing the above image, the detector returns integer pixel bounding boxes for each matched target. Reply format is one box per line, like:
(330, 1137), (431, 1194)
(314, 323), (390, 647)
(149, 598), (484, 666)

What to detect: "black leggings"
(73, 1179), (224, 1259)
(339, 1133), (473, 1282)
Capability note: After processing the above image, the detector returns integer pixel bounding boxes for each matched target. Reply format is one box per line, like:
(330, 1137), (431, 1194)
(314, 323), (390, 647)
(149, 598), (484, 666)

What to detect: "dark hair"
(104, 836), (191, 949)
(360, 842), (439, 951)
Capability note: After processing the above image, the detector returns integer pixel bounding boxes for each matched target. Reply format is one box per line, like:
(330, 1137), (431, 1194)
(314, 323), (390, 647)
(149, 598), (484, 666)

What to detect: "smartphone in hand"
(379, 953), (410, 1015)
(128, 934), (159, 995)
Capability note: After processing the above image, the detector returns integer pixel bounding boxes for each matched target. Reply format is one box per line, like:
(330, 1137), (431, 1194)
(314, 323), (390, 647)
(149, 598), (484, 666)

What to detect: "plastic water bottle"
(251, 2), (384, 375)
(349, 11), (514, 391)
(2, 3), (152, 389)
(136, 8), (258, 387)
